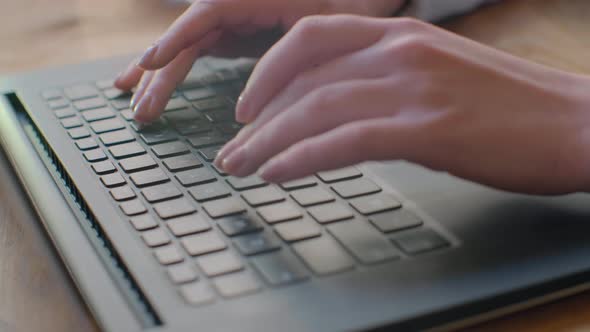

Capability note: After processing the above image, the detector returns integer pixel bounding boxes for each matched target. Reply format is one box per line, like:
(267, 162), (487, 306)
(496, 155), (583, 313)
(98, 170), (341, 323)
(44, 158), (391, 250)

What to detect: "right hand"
(114, 0), (404, 123)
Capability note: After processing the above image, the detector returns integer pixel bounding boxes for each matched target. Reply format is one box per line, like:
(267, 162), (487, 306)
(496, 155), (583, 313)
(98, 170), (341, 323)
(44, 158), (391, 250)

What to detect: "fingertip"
(132, 95), (154, 123)
(137, 44), (160, 70)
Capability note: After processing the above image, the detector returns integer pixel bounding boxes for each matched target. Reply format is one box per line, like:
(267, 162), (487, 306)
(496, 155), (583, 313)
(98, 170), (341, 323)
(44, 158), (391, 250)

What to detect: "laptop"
(1, 54), (590, 332)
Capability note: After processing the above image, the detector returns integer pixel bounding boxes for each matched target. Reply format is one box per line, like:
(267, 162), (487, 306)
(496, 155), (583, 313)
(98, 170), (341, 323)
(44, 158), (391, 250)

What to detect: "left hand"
(215, 15), (590, 194)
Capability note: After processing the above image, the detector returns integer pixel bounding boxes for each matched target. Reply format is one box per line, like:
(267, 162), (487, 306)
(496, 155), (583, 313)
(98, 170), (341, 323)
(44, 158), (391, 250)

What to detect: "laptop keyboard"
(41, 59), (452, 305)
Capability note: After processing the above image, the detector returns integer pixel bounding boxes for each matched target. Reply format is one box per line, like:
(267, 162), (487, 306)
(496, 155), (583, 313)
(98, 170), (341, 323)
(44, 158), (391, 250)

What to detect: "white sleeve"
(404, 0), (497, 22)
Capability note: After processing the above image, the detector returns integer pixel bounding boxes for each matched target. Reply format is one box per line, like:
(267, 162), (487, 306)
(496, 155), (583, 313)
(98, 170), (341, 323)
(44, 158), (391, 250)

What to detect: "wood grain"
(1, 0), (589, 331)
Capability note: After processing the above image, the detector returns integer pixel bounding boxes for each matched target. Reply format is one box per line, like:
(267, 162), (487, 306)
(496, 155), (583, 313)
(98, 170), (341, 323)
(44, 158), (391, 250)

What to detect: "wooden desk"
(1, 0), (589, 331)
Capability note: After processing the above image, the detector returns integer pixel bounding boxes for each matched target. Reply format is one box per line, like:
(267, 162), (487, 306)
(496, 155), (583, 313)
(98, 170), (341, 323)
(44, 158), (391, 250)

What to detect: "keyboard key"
(183, 87), (216, 101)
(280, 177), (317, 191)
(226, 175), (267, 191)
(181, 232), (227, 256)
(55, 107), (76, 119)
(92, 160), (116, 175)
(119, 155), (157, 173)
(68, 127), (91, 139)
(151, 141), (189, 158)
(120, 109), (134, 121)
(211, 164), (228, 176)
(234, 232), (281, 256)
(168, 264), (198, 284)
(64, 84), (99, 100)
(175, 121), (213, 136)
(42, 89), (62, 100)
(192, 96), (229, 110)
(274, 219), (321, 242)
(308, 203), (354, 224)
(217, 122), (243, 135)
(163, 108), (202, 123)
(370, 210), (423, 233)
(327, 221), (400, 265)
(141, 228), (171, 247)
(391, 228), (450, 255)
(96, 79), (115, 90)
(217, 213), (264, 237)
(103, 88), (129, 100)
(164, 97), (190, 111)
(350, 193), (402, 215)
(202, 197), (246, 218)
(120, 199), (147, 216)
(61, 117), (83, 129)
(213, 271), (261, 298)
(257, 202), (302, 224)
(197, 251), (243, 277)
(99, 130), (135, 146)
(101, 173), (126, 188)
(111, 97), (133, 110)
(251, 251), (308, 286)
(81, 106), (115, 122)
(110, 186), (137, 202)
(241, 186), (284, 207)
(73, 97), (106, 111)
(154, 245), (184, 265)
(167, 214), (211, 237)
(163, 154), (202, 172)
(317, 167), (362, 183)
(198, 146), (222, 162)
(180, 282), (215, 306)
(129, 214), (158, 231)
(187, 132), (226, 149)
(154, 198), (196, 219)
(130, 168), (169, 188)
(188, 182), (230, 202)
(141, 183), (183, 203)
(90, 118), (125, 134)
(204, 110), (233, 123)
(331, 178), (382, 199)
(75, 138), (98, 150)
(175, 168), (216, 187)
(140, 130), (177, 145)
(109, 142), (146, 159)
(290, 187), (335, 207)
(48, 98), (70, 109)
(84, 149), (108, 162)
(293, 237), (354, 276)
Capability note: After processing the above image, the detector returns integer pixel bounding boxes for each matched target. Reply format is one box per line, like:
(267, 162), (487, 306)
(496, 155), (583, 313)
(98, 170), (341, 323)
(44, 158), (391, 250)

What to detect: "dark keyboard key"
(211, 164), (228, 176)
(48, 98), (70, 109)
(226, 175), (267, 191)
(257, 202), (302, 224)
(55, 107), (76, 119)
(154, 245), (184, 265)
(139, 130), (177, 145)
(163, 108), (202, 123)
(84, 149), (108, 162)
(391, 228), (450, 255)
(154, 197), (196, 219)
(181, 232), (227, 256)
(90, 118), (125, 134)
(73, 97), (107, 111)
(217, 213), (263, 237)
(111, 97), (133, 110)
(293, 237), (354, 276)
(188, 182), (230, 202)
(175, 121), (213, 136)
(331, 178), (381, 199)
(68, 127), (91, 139)
(164, 97), (190, 111)
(130, 168), (169, 188)
(151, 141), (189, 158)
(141, 183), (183, 203)
(64, 84), (99, 100)
(167, 214), (211, 237)
(350, 193), (402, 215)
(290, 187), (335, 207)
(110, 186), (136, 201)
(252, 251), (308, 286)
(180, 282), (215, 306)
(204, 110), (233, 123)
(142, 228), (171, 247)
(233, 232), (281, 256)
(109, 142), (146, 159)
(183, 87), (216, 101)
(129, 214), (158, 231)
(217, 122), (242, 135)
(168, 264), (198, 284)
(81, 106), (115, 122)
(308, 203), (354, 224)
(175, 168), (216, 187)
(193, 97), (228, 111)
(328, 221), (400, 265)
(120, 199), (147, 216)
(42, 89), (62, 100)
(197, 251), (243, 277)
(120, 109), (134, 121)
(317, 166), (362, 183)
(163, 154), (202, 172)
(274, 218), (321, 243)
(370, 210), (423, 233)
(61, 117), (83, 129)
(75, 138), (98, 151)
(198, 146), (222, 162)
(241, 186), (284, 207)
(101, 173), (126, 188)
(103, 88), (129, 100)
(213, 271), (261, 298)
(92, 160), (116, 175)
(96, 79), (115, 90)
(202, 197), (246, 218)
(187, 132), (226, 149)
(280, 177), (317, 191)
(119, 155), (157, 173)
(99, 129), (135, 146)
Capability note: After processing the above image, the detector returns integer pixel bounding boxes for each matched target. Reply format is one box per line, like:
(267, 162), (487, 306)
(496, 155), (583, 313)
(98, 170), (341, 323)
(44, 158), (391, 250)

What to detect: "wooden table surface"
(1, 0), (590, 331)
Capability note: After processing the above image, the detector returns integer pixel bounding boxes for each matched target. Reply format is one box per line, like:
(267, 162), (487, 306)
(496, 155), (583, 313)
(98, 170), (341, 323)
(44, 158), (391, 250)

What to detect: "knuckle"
(292, 15), (333, 40)
(390, 17), (430, 32)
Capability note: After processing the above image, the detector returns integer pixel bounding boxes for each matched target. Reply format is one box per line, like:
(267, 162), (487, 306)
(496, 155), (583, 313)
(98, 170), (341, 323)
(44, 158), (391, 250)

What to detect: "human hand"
(215, 16), (590, 194)
(114, 0), (404, 123)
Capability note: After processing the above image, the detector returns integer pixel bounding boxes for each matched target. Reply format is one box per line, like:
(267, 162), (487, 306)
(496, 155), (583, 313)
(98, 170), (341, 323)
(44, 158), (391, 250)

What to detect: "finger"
(114, 59), (144, 91)
(236, 15), (385, 123)
(258, 118), (417, 183)
(130, 71), (155, 111)
(221, 78), (399, 177)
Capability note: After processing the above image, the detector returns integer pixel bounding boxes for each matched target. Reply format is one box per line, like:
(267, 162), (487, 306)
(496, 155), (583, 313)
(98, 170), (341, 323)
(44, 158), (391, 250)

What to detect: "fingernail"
(222, 146), (249, 175)
(133, 95), (153, 123)
(138, 44), (159, 68)
(214, 142), (234, 168)
(130, 93), (139, 109)
(235, 94), (251, 123)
